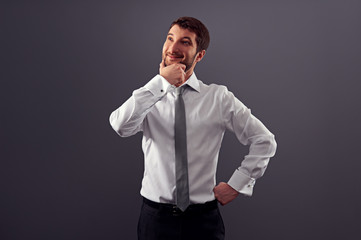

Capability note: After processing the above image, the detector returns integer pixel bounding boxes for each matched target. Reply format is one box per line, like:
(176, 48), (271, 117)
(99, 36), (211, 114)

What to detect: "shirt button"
(160, 89), (164, 92)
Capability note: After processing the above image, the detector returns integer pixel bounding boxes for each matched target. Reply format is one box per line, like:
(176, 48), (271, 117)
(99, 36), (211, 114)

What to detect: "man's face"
(162, 24), (200, 73)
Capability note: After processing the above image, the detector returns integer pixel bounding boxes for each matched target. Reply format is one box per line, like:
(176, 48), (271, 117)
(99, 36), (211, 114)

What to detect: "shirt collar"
(183, 72), (200, 93)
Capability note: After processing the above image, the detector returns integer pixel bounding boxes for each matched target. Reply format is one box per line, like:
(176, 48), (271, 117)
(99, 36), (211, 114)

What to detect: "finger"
(179, 64), (186, 71)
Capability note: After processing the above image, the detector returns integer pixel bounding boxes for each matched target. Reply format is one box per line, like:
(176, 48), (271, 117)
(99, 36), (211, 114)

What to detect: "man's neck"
(184, 69), (194, 81)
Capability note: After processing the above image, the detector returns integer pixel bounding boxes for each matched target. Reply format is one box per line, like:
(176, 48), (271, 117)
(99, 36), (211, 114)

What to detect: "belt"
(143, 197), (218, 216)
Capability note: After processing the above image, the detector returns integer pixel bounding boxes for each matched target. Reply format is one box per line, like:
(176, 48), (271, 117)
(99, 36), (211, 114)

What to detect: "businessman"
(109, 16), (277, 240)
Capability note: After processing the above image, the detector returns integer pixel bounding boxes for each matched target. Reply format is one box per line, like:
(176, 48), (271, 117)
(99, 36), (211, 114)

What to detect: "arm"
(214, 87), (277, 205)
(109, 75), (171, 137)
(109, 60), (187, 137)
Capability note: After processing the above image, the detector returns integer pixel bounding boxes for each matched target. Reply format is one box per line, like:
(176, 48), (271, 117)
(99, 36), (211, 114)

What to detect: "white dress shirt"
(109, 73), (277, 204)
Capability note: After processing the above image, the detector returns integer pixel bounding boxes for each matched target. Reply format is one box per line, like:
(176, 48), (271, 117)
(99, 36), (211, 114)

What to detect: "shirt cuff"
(227, 169), (256, 196)
(144, 74), (175, 98)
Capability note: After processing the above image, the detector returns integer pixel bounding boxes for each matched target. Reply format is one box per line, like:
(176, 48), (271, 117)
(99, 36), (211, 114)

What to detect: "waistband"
(143, 197), (218, 215)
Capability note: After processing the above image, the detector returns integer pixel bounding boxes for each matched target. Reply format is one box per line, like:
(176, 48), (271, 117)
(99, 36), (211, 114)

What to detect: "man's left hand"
(213, 182), (240, 206)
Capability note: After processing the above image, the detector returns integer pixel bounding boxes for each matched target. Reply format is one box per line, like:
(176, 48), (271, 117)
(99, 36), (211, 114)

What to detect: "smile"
(167, 54), (183, 60)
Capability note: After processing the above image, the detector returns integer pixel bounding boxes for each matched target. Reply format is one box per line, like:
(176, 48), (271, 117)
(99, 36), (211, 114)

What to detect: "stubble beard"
(164, 52), (197, 73)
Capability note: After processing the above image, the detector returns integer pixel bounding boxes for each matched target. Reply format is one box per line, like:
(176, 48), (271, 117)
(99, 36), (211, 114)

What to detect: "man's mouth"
(167, 54), (183, 60)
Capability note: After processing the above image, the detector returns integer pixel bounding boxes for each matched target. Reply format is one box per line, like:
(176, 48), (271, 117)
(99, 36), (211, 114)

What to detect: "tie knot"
(176, 86), (185, 96)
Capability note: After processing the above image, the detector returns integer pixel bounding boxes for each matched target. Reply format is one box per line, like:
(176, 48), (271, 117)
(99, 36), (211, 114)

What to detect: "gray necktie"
(175, 86), (190, 211)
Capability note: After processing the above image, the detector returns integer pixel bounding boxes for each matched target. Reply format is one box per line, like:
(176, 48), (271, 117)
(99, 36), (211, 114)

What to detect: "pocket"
(142, 202), (160, 217)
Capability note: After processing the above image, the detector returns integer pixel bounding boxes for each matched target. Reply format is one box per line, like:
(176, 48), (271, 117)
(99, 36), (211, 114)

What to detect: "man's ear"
(196, 50), (206, 63)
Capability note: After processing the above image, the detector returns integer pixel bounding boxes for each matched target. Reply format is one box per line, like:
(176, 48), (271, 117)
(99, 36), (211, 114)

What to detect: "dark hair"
(170, 16), (210, 52)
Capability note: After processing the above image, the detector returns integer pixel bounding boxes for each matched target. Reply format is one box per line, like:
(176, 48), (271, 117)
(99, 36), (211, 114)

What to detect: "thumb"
(159, 58), (166, 69)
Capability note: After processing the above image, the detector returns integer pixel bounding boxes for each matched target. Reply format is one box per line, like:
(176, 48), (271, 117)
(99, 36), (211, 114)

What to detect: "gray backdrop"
(2, 0), (361, 239)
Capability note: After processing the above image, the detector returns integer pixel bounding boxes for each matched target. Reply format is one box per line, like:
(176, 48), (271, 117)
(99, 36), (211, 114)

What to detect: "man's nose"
(168, 42), (180, 53)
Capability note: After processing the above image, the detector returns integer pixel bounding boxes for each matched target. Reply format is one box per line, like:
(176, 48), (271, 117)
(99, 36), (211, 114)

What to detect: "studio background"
(2, 1), (360, 239)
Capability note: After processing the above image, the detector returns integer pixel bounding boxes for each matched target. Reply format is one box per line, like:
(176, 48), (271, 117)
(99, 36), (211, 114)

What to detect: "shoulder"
(198, 79), (229, 94)
(197, 80), (234, 104)
(197, 79), (244, 107)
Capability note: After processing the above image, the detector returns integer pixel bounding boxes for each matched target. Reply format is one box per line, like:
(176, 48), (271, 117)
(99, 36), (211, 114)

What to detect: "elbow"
(110, 121), (128, 137)
(269, 135), (277, 157)
(109, 112), (125, 137)
(109, 112), (134, 137)
(247, 134), (277, 158)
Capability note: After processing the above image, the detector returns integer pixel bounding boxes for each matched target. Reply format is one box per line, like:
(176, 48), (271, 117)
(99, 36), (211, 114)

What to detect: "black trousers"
(138, 198), (225, 240)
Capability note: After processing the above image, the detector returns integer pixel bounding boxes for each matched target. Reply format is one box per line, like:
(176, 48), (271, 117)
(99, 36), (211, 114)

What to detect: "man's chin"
(165, 60), (182, 66)
(164, 59), (191, 72)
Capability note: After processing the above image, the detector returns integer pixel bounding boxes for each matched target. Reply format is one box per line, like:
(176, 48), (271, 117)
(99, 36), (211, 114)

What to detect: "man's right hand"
(159, 59), (186, 87)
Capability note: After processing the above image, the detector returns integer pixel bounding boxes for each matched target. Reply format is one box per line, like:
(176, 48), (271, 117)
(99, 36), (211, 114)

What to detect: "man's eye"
(182, 41), (190, 45)
(168, 37), (173, 41)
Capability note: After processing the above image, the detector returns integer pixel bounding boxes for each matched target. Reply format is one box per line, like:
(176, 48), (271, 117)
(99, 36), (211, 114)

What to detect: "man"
(109, 16), (277, 240)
